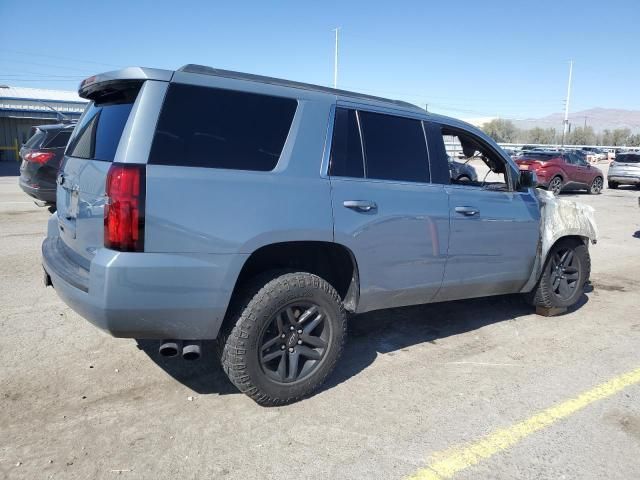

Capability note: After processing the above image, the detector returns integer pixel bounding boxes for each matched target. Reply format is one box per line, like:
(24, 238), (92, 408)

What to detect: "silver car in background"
(449, 158), (478, 183)
(608, 152), (640, 188)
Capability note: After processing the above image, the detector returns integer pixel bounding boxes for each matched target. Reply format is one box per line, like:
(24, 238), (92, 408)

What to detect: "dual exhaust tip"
(159, 340), (201, 361)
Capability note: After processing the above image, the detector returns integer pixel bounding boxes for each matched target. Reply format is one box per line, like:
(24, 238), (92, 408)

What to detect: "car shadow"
(136, 292), (589, 398)
(633, 231), (640, 239)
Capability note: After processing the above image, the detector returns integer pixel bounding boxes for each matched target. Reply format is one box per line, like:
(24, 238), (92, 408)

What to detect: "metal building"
(0, 85), (87, 162)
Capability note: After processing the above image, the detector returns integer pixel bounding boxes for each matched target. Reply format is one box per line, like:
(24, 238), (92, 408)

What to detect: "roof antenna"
(35, 99), (72, 123)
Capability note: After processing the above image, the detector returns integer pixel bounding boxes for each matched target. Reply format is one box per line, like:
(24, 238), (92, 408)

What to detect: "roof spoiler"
(79, 67), (173, 100)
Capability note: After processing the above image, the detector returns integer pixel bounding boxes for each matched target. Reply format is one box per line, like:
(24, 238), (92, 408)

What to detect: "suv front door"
(426, 122), (540, 301)
(328, 106), (449, 313)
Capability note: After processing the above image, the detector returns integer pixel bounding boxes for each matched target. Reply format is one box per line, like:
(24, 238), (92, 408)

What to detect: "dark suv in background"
(19, 123), (74, 207)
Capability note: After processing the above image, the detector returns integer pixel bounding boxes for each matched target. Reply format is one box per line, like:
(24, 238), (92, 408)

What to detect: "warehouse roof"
(0, 85), (87, 104)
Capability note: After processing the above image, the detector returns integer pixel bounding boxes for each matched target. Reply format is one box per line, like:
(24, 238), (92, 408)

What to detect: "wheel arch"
(229, 240), (360, 314)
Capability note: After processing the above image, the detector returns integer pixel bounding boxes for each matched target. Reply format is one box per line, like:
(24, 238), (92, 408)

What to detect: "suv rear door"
(329, 105), (449, 313)
(56, 78), (168, 267)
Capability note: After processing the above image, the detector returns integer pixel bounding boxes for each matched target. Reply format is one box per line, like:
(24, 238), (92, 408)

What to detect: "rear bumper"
(42, 221), (248, 339)
(19, 177), (56, 203)
(608, 174), (640, 185)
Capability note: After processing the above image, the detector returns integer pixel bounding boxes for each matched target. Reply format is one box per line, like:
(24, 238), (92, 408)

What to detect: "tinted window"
(149, 84), (297, 171)
(617, 154), (640, 163)
(329, 108), (364, 178)
(358, 111), (429, 182)
(518, 153), (560, 161)
(24, 128), (45, 149)
(66, 86), (139, 161)
(45, 130), (72, 148)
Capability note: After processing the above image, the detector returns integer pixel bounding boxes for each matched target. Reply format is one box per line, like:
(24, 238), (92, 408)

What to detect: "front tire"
(219, 271), (346, 406)
(527, 239), (590, 309)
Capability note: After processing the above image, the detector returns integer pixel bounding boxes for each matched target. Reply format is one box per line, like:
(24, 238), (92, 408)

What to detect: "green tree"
(611, 128), (631, 146)
(566, 126), (596, 145)
(627, 134), (640, 147)
(481, 119), (518, 143)
(526, 127), (557, 144)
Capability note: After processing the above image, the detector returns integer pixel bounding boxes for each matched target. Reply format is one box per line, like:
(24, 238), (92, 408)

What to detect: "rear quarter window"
(148, 84), (297, 171)
(66, 85), (139, 161)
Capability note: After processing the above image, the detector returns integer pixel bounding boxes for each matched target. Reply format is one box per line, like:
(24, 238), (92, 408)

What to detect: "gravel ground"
(1, 161), (639, 480)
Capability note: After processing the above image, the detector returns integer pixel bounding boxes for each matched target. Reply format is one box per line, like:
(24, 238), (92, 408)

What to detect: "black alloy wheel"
(259, 303), (331, 383)
(549, 247), (581, 301)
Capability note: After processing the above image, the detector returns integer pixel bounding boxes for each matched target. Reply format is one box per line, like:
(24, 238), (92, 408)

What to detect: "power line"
(0, 48), (121, 68)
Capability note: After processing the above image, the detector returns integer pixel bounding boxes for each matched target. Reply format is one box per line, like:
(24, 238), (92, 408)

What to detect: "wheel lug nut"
(297, 329), (303, 334)
(297, 340), (302, 345)
(281, 334), (286, 338)
(290, 326), (295, 331)
(281, 345), (285, 350)
(288, 347), (294, 353)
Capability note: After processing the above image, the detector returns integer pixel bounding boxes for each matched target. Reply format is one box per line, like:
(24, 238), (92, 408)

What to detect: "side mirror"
(519, 170), (538, 190)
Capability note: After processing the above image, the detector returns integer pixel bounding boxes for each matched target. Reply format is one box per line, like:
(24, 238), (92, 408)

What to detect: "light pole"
(333, 27), (339, 89)
(561, 60), (573, 146)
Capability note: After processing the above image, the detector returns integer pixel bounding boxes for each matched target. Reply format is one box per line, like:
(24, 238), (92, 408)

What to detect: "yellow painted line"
(407, 367), (640, 480)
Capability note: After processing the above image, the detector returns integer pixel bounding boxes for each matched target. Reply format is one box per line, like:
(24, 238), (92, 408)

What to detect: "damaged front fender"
(521, 189), (597, 292)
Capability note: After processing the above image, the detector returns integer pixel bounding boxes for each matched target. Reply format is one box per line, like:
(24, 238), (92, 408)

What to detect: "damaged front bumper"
(520, 189), (597, 292)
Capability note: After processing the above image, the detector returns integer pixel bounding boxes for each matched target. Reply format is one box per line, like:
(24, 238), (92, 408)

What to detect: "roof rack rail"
(177, 64), (422, 111)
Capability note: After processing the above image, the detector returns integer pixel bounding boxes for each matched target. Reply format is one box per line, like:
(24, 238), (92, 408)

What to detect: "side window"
(433, 124), (510, 191)
(149, 84), (297, 171)
(329, 108), (364, 178)
(358, 111), (430, 183)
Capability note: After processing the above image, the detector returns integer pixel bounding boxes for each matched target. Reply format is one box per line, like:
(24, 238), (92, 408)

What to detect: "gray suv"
(43, 65), (596, 405)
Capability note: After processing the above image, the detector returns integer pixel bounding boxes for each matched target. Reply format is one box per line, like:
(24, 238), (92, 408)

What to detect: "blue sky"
(1, 0), (638, 119)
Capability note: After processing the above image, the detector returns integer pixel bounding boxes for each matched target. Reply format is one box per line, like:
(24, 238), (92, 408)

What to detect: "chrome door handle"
(455, 206), (480, 216)
(343, 200), (377, 212)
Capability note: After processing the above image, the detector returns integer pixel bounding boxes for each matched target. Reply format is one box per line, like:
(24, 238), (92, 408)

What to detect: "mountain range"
(511, 108), (640, 133)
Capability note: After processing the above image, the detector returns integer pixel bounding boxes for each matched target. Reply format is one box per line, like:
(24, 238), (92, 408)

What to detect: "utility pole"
(425, 104), (428, 112)
(333, 27), (339, 89)
(561, 60), (573, 146)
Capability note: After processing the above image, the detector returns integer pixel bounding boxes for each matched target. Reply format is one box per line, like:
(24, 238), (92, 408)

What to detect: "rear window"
(617, 154), (640, 163)
(518, 153), (559, 161)
(24, 128), (46, 149)
(66, 86), (139, 161)
(148, 84), (297, 171)
(44, 130), (72, 149)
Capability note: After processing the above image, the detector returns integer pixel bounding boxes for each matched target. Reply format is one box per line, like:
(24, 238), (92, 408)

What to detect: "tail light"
(24, 151), (55, 164)
(104, 163), (145, 252)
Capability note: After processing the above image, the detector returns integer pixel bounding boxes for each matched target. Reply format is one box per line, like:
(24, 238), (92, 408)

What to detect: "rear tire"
(548, 176), (563, 196)
(588, 176), (603, 194)
(607, 181), (618, 189)
(527, 238), (590, 309)
(218, 271), (346, 406)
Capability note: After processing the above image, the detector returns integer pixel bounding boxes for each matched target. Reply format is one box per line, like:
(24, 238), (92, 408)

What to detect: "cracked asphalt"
(1, 161), (639, 480)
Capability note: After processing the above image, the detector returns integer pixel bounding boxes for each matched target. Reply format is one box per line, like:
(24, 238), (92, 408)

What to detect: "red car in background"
(514, 150), (604, 195)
